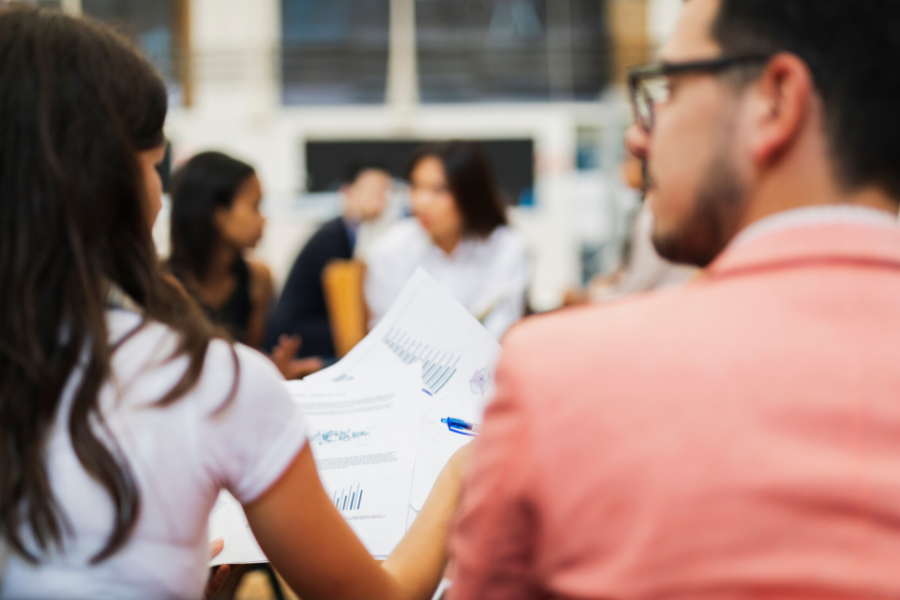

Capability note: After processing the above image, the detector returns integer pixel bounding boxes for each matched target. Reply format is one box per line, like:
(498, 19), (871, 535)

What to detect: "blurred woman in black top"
(167, 151), (271, 347)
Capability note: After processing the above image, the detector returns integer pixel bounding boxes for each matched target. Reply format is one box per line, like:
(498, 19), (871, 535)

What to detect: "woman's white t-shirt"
(364, 219), (531, 339)
(1, 310), (308, 600)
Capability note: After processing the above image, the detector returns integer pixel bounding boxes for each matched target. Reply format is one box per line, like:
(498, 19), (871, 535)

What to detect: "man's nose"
(624, 123), (650, 161)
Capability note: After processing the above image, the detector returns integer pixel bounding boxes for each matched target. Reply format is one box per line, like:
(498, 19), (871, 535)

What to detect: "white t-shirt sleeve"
(196, 341), (308, 505)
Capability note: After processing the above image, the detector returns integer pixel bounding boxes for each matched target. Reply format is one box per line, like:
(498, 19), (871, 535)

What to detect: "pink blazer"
(450, 220), (900, 600)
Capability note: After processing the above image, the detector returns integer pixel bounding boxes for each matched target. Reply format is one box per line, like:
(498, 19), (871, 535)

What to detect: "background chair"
(322, 259), (368, 358)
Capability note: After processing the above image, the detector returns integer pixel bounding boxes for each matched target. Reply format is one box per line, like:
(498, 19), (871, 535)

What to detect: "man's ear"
(747, 53), (814, 165)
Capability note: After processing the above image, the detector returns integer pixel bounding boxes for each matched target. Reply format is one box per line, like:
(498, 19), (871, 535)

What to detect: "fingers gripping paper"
(209, 268), (502, 564)
(307, 268), (502, 510)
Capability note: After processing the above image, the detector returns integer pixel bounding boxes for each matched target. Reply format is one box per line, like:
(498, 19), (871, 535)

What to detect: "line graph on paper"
(382, 327), (461, 395)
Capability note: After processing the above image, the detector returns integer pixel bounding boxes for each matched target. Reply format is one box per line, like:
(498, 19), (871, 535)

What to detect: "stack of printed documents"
(210, 268), (502, 564)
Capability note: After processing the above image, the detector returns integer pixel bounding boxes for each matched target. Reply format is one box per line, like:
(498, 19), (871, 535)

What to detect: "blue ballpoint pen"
(441, 417), (481, 436)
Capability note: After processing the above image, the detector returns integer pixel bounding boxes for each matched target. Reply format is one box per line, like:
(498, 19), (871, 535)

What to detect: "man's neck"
(342, 193), (369, 225)
(734, 143), (899, 237)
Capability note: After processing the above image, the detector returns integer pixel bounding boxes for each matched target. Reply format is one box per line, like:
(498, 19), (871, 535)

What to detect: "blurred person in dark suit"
(264, 161), (392, 359)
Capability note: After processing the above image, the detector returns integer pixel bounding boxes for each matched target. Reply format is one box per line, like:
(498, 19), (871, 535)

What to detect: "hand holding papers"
(286, 373), (420, 558)
(209, 268), (503, 564)
(209, 491), (266, 567)
(307, 268), (502, 510)
(207, 375), (419, 565)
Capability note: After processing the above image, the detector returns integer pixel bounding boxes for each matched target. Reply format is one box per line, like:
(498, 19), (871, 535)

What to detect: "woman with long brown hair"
(0, 6), (465, 599)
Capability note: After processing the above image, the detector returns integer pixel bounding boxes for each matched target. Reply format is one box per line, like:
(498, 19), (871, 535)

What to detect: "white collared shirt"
(731, 204), (899, 249)
(364, 219), (531, 340)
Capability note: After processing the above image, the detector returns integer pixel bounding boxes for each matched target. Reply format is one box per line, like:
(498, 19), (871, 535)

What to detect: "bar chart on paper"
(333, 483), (365, 512)
(382, 327), (461, 395)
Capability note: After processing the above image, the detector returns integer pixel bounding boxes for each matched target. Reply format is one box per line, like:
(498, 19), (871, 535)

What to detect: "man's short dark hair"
(342, 159), (390, 186)
(711, 0), (900, 200)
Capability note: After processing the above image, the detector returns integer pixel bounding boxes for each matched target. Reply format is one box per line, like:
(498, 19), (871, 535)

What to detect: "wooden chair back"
(322, 259), (368, 358)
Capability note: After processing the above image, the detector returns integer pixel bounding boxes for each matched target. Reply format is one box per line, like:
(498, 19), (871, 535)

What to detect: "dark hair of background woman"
(0, 6), (235, 564)
(406, 141), (508, 237)
(167, 151), (256, 284)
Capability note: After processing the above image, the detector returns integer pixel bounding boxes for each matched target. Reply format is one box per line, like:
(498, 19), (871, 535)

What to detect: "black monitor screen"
(305, 139), (535, 206)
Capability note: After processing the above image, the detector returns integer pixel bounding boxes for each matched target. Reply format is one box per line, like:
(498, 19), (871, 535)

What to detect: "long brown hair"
(0, 6), (235, 563)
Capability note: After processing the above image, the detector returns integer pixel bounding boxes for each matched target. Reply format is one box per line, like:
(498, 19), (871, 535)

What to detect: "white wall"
(648, 0), (683, 48)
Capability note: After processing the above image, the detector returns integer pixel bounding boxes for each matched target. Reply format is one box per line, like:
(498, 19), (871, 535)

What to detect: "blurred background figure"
(265, 160), (392, 358)
(59, 0), (690, 360)
(597, 200), (699, 300)
(566, 153), (699, 306)
(365, 141), (530, 339)
(167, 151), (272, 347)
(72, 0), (683, 352)
(167, 151), (321, 379)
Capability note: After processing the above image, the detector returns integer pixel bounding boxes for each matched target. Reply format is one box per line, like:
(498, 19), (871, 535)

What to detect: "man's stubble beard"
(650, 122), (748, 268)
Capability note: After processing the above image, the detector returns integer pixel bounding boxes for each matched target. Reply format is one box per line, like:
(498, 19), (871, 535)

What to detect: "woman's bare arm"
(246, 259), (274, 349)
(243, 443), (469, 600)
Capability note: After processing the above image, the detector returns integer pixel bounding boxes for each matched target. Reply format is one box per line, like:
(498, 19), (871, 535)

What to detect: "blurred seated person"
(264, 161), (392, 358)
(365, 141), (530, 339)
(565, 154), (698, 306)
(166, 152), (321, 379)
(597, 202), (700, 301)
(166, 152), (320, 379)
(167, 151), (272, 347)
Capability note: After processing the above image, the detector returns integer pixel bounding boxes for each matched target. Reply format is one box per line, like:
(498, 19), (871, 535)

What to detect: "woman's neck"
(204, 243), (240, 285)
(434, 231), (461, 255)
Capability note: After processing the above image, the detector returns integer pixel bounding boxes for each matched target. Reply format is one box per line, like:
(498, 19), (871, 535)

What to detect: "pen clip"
(441, 417), (479, 436)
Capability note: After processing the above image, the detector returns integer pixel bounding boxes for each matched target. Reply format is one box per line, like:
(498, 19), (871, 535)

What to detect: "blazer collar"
(707, 207), (900, 279)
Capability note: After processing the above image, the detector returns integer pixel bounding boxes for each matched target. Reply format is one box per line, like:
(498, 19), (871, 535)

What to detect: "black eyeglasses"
(628, 54), (771, 133)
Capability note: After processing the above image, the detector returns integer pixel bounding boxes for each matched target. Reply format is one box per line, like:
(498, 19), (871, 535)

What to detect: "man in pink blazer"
(449, 0), (900, 598)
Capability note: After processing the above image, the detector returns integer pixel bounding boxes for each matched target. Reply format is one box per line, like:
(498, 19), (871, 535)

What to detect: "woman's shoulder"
(246, 257), (272, 282)
(107, 311), (284, 412)
(245, 257), (273, 303)
(482, 225), (529, 259)
(488, 224), (525, 244)
(194, 337), (287, 415)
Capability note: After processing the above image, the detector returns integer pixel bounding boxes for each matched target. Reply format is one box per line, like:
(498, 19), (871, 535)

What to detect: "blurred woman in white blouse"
(365, 142), (531, 339)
